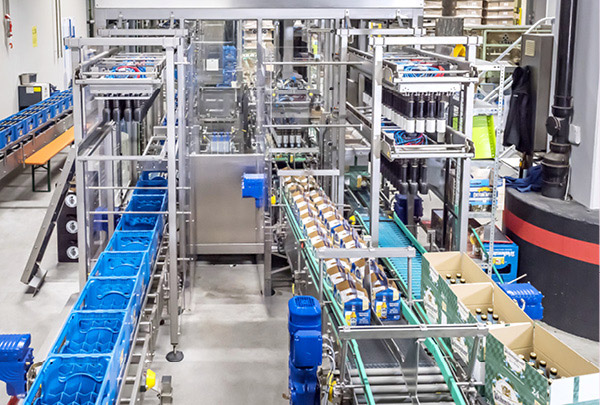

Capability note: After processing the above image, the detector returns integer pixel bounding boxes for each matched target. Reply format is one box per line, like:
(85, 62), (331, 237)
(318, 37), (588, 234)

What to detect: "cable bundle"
(392, 130), (427, 146)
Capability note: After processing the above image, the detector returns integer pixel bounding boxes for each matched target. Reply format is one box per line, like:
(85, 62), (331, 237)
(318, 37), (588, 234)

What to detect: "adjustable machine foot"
(166, 347), (184, 362)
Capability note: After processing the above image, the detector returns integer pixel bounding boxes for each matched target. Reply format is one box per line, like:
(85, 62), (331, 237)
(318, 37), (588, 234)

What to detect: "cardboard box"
(421, 252), (495, 323)
(486, 323), (599, 404)
(449, 283), (532, 325)
(447, 282), (533, 379)
(463, 17), (484, 25)
(483, 9), (514, 17)
(483, 17), (514, 25)
(483, 0), (515, 9)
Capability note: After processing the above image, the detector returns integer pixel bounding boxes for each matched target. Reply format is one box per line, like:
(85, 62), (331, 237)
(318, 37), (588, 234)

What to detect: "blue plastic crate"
(90, 251), (150, 284)
(18, 115), (35, 133)
(128, 194), (167, 212)
(106, 230), (159, 261)
(117, 195), (167, 235)
(133, 179), (168, 195)
(23, 355), (116, 405)
(0, 127), (10, 149)
(74, 277), (143, 315)
(117, 212), (161, 233)
(499, 282), (544, 320)
(49, 311), (133, 358)
(140, 170), (167, 182)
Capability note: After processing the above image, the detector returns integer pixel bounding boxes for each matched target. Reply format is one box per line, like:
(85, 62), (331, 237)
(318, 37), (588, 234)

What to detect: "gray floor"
(0, 152), (80, 403)
(150, 263), (292, 404)
(0, 158), (596, 403)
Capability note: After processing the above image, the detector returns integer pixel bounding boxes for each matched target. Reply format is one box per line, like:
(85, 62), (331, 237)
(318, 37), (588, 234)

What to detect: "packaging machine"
(17, 1), (599, 405)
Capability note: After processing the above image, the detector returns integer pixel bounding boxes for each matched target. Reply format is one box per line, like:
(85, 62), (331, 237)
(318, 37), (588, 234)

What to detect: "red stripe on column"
(504, 210), (600, 265)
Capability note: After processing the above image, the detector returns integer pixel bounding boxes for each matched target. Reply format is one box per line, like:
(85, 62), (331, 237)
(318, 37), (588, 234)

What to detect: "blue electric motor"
(0, 334), (34, 397)
(288, 296), (322, 405)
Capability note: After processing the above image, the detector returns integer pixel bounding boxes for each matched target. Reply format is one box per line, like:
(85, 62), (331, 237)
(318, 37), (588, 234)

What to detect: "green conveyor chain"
(283, 194), (467, 405)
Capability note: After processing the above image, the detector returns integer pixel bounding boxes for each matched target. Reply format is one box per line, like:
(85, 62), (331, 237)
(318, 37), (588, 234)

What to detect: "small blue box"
(482, 231), (519, 283)
(291, 330), (322, 368)
(242, 173), (266, 208)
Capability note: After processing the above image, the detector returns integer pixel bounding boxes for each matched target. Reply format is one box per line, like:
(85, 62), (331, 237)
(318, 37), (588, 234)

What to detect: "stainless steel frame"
(67, 32), (188, 358)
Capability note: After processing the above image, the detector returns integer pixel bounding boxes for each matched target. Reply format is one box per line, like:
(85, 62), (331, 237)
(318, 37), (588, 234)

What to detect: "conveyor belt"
(361, 216), (424, 299)
(282, 195), (466, 404)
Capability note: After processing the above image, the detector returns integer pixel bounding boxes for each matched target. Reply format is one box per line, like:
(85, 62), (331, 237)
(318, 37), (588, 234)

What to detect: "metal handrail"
(482, 75), (513, 102)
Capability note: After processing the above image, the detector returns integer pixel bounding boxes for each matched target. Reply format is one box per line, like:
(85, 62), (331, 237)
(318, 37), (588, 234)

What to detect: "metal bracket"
(20, 147), (76, 293)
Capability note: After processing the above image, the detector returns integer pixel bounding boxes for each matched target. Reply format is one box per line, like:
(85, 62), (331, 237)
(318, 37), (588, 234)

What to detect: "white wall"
(563, 0), (600, 209)
(0, 0), (88, 118)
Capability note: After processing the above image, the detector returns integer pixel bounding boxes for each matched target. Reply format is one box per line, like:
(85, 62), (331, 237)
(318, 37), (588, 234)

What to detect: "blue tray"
(106, 230), (159, 263)
(49, 311), (133, 357)
(74, 277), (143, 316)
(23, 355), (116, 405)
(90, 251), (150, 285)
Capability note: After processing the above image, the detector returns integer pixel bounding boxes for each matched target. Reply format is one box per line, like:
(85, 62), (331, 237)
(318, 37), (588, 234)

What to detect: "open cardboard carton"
(486, 323), (599, 404)
(449, 282), (532, 325)
(440, 282), (533, 382)
(424, 251), (494, 284)
(421, 252), (494, 326)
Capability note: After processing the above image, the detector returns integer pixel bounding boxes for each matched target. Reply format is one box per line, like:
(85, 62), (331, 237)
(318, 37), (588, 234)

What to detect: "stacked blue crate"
(0, 89), (73, 151)
(222, 45), (237, 86)
(24, 171), (167, 405)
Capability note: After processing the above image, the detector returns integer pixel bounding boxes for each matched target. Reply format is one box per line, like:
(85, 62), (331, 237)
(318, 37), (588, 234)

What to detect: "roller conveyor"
(282, 191), (467, 405)
(360, 216), (424, 299)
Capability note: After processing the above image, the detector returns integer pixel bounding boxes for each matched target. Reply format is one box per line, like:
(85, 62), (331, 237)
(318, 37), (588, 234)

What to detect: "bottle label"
(504, 347), (526, 375)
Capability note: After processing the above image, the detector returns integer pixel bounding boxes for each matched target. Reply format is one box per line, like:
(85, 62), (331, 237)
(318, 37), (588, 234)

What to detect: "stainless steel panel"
(191, 153), (264, 254)
(520, 34), (553, 152)
(198, 88), (238, 119)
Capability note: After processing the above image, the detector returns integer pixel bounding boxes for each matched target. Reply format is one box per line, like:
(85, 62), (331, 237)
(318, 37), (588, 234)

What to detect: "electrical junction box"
(18, 83), (50, 111)
(241, 173), (266, 208)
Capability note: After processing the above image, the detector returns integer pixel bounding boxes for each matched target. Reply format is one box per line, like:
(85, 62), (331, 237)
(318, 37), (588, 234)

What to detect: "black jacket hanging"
(503, 66), (533, 154)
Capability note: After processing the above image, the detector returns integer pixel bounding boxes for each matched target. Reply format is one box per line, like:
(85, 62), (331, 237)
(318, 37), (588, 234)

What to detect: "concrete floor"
(150, 263), (292, 404)
(0, 157), (597, 403)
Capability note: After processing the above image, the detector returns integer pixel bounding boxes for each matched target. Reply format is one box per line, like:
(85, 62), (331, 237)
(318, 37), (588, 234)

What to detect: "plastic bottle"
(350, 305), (357, 326)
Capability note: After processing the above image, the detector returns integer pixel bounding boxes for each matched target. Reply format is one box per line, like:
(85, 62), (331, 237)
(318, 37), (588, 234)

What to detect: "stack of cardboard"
(424, 0), (443, 18)
(283, 173), (401, 325)
(443, 0), (484, 25)
(483, 0), (516, 25)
